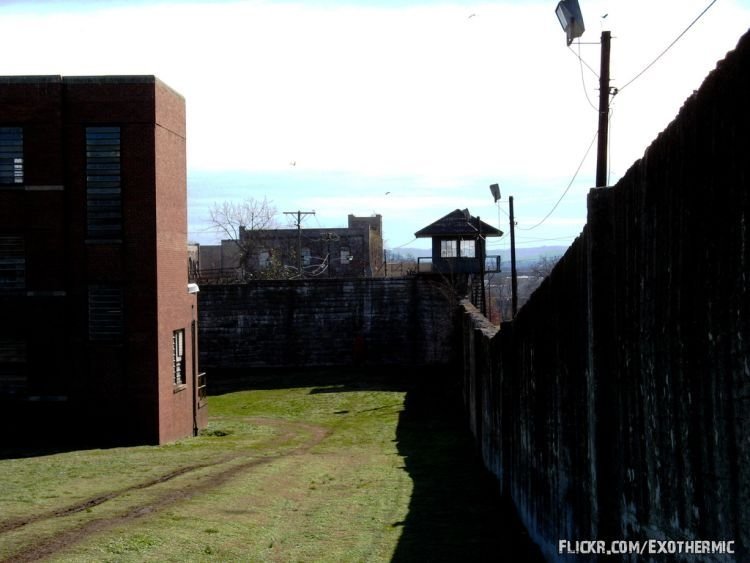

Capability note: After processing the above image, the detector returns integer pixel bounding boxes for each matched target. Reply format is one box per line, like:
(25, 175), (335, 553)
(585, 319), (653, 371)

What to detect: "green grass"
(0, 370), (543, 562)
(0, 372), (414, 562)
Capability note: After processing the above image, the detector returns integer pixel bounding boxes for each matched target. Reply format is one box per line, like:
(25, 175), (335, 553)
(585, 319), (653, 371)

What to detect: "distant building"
(195, 214), (384, 280)
(0, 75), (207, 445)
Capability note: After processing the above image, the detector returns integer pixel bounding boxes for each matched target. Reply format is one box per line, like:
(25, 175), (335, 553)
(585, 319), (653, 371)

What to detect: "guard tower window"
(440, 240), (457, 258)
(460, 240), (476, 258)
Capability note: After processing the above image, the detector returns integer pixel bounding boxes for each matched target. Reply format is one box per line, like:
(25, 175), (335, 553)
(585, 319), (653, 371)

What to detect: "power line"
(518, 127), (598, 232)
(576, 40), (600, 112)
(568, 43), (599, 79)
(617, 0), (719, 94)
(391, 237), (418, 249)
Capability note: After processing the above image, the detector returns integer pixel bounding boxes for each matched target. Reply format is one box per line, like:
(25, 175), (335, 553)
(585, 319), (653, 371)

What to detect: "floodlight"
(489, 183), (501, 202)
(555, 0), (585, 46)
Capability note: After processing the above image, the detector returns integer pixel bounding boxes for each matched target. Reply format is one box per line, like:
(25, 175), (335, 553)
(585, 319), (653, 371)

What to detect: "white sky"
(1, 0), (748, 249)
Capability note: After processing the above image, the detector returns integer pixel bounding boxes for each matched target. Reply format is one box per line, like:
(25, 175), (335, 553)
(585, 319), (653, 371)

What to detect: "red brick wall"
(153, 80), (204, 443)
(0, 76), (203, 445)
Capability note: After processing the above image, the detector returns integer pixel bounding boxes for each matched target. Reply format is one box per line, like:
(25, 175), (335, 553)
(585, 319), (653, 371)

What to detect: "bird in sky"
(290, 160), (297, 167)
(468, 13), (476, 19)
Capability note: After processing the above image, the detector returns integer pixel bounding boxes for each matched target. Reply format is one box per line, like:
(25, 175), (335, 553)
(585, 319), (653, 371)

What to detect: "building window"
(440, 240), (457, 258)
(0, 127), (23, 184)
(0, 235), (24, 290)
(173, 329), (186, 386)
(460, 239), (476, 258)
(258, 249), (270, 268)
(301, 247), (311, 266)
(86, 127), (121, 239)
(340, 246), (351, 265)
(88, 286), (123, 341)
(0, 338), (27, 396)
(0, 127), (23, 185)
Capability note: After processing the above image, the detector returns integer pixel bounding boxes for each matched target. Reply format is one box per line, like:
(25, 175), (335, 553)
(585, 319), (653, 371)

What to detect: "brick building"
(0, 75), (207, 445)
(196, 214), (384, 280)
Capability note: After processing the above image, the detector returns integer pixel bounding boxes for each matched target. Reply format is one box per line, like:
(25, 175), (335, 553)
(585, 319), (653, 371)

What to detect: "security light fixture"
(489, 183), (501, 202)
(555, 0), (585, 45)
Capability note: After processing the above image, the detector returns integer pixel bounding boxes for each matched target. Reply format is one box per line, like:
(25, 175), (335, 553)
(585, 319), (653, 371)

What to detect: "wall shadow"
(0, 403), (139, 460)
(211, 366), (544, 561)
(392, 369), (544, 562)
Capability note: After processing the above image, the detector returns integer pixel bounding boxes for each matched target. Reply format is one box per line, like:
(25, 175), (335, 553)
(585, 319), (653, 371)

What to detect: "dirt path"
(0, 417), (330, 563)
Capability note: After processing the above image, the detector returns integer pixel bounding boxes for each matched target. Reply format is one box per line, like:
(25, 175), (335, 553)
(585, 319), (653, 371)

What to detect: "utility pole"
(319, 232), (339, 277)
(509, 196), (518, 318)
(596, 30), (611, 188)
(478, 216), (486, 318)
(283, 210), (315, 276)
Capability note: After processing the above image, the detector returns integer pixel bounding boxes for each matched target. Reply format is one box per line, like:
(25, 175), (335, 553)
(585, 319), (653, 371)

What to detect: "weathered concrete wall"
(199, 276), (457, 369)
(461, 31), (750, 561)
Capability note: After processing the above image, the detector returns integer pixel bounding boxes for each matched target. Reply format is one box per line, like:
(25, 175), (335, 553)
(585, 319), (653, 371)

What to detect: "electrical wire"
(576, 41), (600, 111)
(516, 235), (577, 244)
(391, 237), (418, 249)
(617, 0), (719, 94)
(568, 43), (599, 79)
(518, 128), (598, 232)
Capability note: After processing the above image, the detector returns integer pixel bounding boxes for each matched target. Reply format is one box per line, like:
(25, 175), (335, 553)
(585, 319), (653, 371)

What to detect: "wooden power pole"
(509, 196), (518, 318)
(596, 30), (611, 188)
(283, 210), (315, 276)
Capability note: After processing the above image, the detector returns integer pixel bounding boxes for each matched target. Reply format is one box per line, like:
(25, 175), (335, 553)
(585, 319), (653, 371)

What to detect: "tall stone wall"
(461, 31), (750, 561)
(198, 276), (457, 369)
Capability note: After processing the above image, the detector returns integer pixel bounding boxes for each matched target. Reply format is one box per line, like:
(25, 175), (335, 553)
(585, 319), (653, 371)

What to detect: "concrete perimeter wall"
(199, 276), (457, 369)
(461, 31), (750, 561)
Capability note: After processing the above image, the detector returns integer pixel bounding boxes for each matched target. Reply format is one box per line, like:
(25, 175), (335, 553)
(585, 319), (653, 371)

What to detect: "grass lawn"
(0, 369), (541, 562)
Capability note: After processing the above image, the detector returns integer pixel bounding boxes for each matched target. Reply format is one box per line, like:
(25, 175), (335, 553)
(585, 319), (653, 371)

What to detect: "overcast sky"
(1, 0), (748, 250)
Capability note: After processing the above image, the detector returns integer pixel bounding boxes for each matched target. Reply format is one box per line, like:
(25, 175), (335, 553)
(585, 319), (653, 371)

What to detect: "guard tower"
(414, 209), (503, 274)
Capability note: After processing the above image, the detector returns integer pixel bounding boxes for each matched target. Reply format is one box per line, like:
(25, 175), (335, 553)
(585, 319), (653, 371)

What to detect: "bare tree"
(530, 255), (561, 279)
(208, 197), (279, 271)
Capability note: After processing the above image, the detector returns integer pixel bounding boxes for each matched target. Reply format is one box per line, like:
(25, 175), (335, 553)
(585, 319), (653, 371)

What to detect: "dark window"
(173, 329), (186, 386)
(0, 127), (23, 185)
(0, 338), (27, 396)
(88, 286), (123, 340)
(258, 249), (270, 268)
(86, 127), (121, 238)
(0, 235), (24, 290)
(340, 246), (351, 264)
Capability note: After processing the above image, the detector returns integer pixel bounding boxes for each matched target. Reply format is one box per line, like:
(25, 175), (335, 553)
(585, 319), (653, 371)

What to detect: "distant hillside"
(390, 245), (569, 272)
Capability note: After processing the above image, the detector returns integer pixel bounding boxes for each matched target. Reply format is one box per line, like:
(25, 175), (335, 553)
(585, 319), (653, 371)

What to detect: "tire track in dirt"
(1, 417), (330, 563)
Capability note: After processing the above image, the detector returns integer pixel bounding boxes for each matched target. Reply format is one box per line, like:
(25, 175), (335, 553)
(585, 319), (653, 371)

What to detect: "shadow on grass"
(2, 366), (544, 562)
(392, 370), (543, 562)
(212, 366), (543, 561)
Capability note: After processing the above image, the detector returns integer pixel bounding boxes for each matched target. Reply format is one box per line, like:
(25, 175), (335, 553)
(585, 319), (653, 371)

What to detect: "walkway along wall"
(460, 31), (750, 560)
(198, 276), (457, 370)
